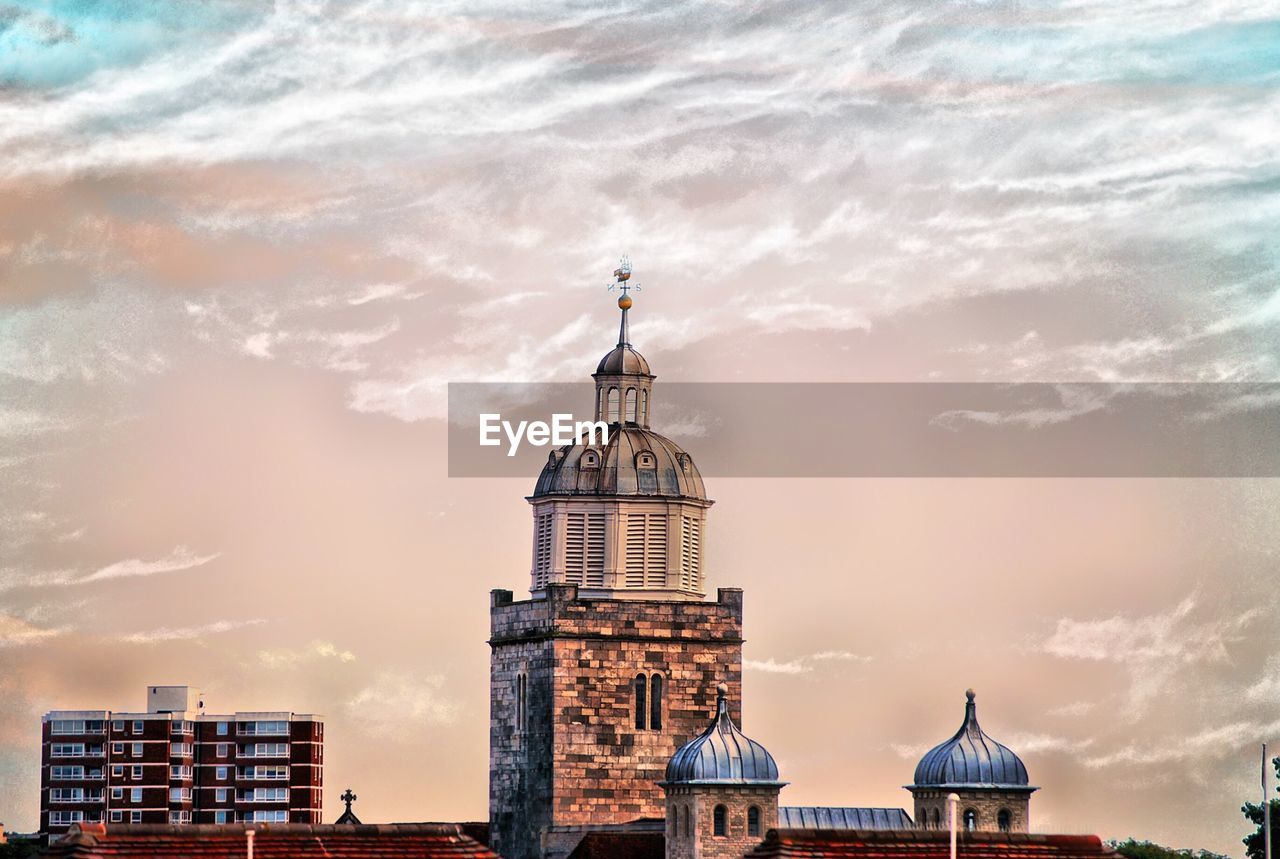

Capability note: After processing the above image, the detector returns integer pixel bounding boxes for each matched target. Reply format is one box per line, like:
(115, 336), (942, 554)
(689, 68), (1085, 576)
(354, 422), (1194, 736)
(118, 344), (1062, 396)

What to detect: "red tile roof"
(43, 823), (502, 859)
(745, 830), (1120, 859)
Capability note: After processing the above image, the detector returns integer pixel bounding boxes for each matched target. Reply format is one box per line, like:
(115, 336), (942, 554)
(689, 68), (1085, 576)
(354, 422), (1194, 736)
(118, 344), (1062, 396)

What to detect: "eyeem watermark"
(479, 413), (608, 456)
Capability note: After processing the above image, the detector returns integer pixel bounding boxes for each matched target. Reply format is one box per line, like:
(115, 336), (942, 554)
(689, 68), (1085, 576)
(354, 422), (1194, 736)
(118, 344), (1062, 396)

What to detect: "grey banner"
(447, 382), (1280, 478)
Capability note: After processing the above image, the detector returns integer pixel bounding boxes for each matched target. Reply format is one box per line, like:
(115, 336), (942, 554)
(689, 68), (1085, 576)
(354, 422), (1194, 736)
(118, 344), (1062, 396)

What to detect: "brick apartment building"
(39, 686), (322, 839)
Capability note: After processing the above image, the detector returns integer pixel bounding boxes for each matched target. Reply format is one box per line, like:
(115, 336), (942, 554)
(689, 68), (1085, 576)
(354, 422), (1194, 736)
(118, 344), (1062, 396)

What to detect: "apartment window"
(111, 742), (124, 755)
(216, 788), (228, 803)
(216, 766), (229, 780)
(112, 720), (124, 732)
(131, 765), (143, 780)
(237, 766), (288, 780)
(50, 788), (86, 803)
(216, 743), (228, 758)
(169, 787), (191, 802)
(111, 765), (124, 778)
(633, 674), (646, 730)
(239, 743), (288, 757)
(748, 806), (761, 837)
(131, 787), (142, 803)
(109, 811), (122, 823)
(239, 720), (289, 736)
(247, 810), (288, 823)
(50, 811), (84, 827)
(132, 720), (144, 734)
(170, 720), (193, 735)
(238, 787), (288, 803)
(51, 766), (85, 780)
(132, 742), (143, 757)
(51, 720), (86, 735)
(713, 804), (727, 837)
(214, 811), (229, 824)
(168, 811), (192, 824)
(216, 721), (228, 736)
(51, 743), (85, 758)
(111, 788), (123, 800)
(88, 767), (103, 779)
(170, 765), (192, 780)
(130, 811), (141, 824)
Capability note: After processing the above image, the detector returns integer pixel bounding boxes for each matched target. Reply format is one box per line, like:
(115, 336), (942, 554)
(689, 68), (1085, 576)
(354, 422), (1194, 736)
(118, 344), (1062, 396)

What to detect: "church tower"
(489, 262), (744, 859)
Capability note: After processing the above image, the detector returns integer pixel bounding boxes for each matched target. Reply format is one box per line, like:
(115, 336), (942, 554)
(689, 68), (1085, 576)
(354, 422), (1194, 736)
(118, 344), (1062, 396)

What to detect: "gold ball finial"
(618, 294), (633, 310)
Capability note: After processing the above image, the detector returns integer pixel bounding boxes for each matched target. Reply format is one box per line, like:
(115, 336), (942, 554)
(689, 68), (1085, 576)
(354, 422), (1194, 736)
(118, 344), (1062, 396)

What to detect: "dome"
(911, 690), (1030, 788)
(665, 685), (782, 785)
(595, 343), (651, 376)
(532, 426), (707, 500)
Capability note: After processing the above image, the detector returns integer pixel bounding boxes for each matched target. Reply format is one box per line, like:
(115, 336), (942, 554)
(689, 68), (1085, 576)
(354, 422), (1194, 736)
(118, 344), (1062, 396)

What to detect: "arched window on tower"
(649, 674), (663, 730)
(748, 805), (761, 837)
(964, 809), (977, 831)
(640, 389), (648, 425)
(931, 809), (940, 829)
(607, 387), (620, 423)
(626, 388), (637, 423)
(713, 804), (727, 837)
(998, 809), (1011, 832)
(668, 804), (676, 835)
(682, 805), (690, 838)
(634, 674), (647, 730)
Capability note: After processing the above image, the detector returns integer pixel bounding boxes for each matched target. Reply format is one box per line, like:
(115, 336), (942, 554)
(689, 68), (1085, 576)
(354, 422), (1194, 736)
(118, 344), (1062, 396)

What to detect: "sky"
(2, 0), (1280, 853)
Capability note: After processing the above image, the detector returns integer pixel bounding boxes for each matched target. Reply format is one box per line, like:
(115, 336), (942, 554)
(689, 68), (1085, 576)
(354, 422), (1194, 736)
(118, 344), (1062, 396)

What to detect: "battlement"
(488, 584), (743, 646)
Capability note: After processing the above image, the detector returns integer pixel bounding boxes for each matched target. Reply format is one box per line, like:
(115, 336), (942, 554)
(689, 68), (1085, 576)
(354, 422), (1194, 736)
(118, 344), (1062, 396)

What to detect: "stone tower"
(662, 684), (785, 859)
(488, 265), (744, 859)
(907, 690), (1037, 833)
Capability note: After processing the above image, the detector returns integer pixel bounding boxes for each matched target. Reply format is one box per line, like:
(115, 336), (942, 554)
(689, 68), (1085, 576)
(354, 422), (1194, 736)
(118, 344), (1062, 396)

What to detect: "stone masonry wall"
(912, 788), (1031, 833)
(490, 584), (744, 859)
(664, 784), (780, 859)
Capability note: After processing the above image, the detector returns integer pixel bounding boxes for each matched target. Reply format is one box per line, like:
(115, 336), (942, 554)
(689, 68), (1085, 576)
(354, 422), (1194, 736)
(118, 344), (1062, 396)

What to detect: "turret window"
(624, 513), (667, 588)
(533, 512), (552, 589)
(633, 674), (647, 730)
(680, 515), (702, 591)
(998, 809), (1011, 832)
(564, 512), (605, 588)
(607, 387), (620, 422)
(649, 674), (663, 730)
(748, 805), (761, 837)
(626, 388), (638, 422)
(713, 804), (727, 837)
(964, 809), (977, 831)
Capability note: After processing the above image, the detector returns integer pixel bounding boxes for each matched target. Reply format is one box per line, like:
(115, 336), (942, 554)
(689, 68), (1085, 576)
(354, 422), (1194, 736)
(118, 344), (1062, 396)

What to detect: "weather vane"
(607, 256), (640, 308)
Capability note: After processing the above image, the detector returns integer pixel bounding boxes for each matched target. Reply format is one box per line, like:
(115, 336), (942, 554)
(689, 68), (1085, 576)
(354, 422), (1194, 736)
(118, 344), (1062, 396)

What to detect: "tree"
(1241, 752), (1280, 859)
(0, 840), (40, 859)
(1109, 839), (1230, 859)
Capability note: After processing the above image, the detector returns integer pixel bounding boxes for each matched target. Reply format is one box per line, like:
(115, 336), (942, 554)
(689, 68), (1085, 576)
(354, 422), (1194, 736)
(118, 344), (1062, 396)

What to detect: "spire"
(608, 256), (639, 347)
(963, 688), (979, 735)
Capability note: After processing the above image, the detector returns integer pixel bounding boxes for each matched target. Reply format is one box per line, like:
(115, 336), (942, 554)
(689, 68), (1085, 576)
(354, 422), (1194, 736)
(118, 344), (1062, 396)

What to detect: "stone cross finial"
(341, 788), (357, 812)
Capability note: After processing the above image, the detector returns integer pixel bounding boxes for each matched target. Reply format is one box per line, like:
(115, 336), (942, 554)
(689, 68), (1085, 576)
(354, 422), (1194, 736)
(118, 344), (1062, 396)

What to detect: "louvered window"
(625, 513), (668, 588)
(565, 512), (605, 587)
(680, 515), (701, 591)
(533, 512), (553, 588)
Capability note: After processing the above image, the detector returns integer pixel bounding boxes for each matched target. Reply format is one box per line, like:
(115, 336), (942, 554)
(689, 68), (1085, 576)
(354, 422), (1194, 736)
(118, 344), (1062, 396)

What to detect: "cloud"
(1245, 655), (1280, 705)
(83, 546), (220, 583)
(0, 547), (220, 593)
(745, 650), (872, 675)
(1039, 593), (1260, 709)
(0, 613), (63, 647)
(1047, 700), (1096, 717)
(1083, 718), (1280, 769)
(258, 640), (356, 669)
(345, 671), (460, 735)
(117, 619), (265, 645)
